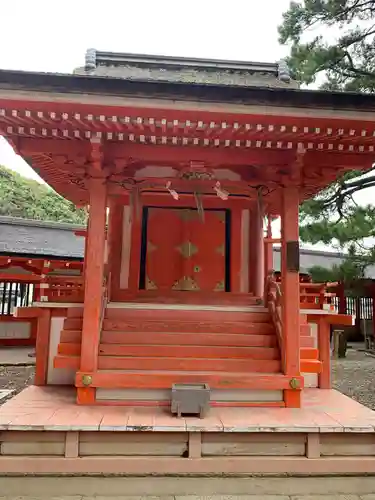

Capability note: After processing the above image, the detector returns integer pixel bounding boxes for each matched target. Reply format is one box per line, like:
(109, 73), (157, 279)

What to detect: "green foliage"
(279, 0), (375, 92)
(0, 165), (87, 224)
(300, 192), (375, 283)
(279, 1), (375, 283)
(308, 265), (341, 283)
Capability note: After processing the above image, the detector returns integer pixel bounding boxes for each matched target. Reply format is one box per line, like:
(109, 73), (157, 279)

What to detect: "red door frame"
(110, 195), (245, 300)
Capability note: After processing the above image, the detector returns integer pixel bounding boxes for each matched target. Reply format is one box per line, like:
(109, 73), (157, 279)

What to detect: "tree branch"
(322, 171), (375, 211)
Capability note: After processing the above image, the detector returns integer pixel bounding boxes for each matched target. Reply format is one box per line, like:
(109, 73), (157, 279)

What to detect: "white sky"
(0, 0), (373, 252)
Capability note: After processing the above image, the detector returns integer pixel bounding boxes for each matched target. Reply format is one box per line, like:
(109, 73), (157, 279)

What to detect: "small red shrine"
(0, 50), (364, 407)
(0, 50), (374, 478)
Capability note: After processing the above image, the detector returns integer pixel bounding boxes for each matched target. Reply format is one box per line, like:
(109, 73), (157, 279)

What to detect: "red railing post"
(281, 186), (301, 408)
(77, 177), (108, 404)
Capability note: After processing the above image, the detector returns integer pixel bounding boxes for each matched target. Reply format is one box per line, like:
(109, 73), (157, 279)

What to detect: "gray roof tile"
(73, 49), (299, 89)
(0, 217), (85, 259)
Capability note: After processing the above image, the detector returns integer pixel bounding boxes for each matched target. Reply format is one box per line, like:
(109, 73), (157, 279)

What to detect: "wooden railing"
(300, 282), (338, 310)
(266, 272), (286, 372)
(273, 272), (338, 310)
(43, 275), (84, 303)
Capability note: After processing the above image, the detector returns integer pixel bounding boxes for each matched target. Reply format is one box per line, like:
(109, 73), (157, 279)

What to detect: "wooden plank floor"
(0, 386), (374, 432)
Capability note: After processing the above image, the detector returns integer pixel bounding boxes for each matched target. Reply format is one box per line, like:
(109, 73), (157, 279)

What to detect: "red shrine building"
(0, 50), (366, 406)
(1, 50), (375, 478)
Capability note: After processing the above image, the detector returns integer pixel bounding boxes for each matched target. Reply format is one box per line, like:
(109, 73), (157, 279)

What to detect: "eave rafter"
(1, 98), (375, 211)
(2, 98), (375, 154)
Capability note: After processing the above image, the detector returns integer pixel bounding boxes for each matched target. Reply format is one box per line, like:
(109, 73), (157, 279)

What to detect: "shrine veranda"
(0, 50), (374, 475)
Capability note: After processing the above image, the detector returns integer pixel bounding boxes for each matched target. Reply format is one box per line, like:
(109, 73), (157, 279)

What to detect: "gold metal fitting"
(81, 374), (93, 387)
(289, 377), (300, 390)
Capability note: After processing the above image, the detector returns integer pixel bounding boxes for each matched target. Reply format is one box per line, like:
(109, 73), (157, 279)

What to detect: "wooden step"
(99, 344), (280, 360)
(60, 330), (277, 347)
(56, 354), (317, 374)
(300, 348), (318, 360)
(105, 308), (270, 323)
(300, 336), (315, 348)
(115, 291), (258, 305)
(60, 330), (81, 343)
(300, 359), (322, 373)
(98, 356), (281, 372)
(54, 356), (79, 369)
(300, 324), (312, 336)
(66, 307), (83, 318)
(102, 331), (277, 347)
(75, 370), (297, 390)
(64, 318), (274, 334)
(101, 320), (274, 335)
(64, 318), (83, 330)
(54, 355), (281, 372)
(58, 343), (280, 360)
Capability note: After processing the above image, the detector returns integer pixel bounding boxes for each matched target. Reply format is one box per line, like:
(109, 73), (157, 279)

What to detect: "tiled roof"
(73, 49), (299, 90)
(0, 217), (85, 259)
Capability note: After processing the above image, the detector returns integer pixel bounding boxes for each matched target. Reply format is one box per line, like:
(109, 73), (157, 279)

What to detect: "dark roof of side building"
(73, 49), (299, 90)
(0, 216), (85, 260)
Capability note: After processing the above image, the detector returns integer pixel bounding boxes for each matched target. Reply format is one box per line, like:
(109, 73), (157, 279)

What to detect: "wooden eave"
(1, 69), (375, 210)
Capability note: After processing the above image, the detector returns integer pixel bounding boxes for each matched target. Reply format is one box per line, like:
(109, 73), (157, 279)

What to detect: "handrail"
(99, 274), (109, 333)
(266, 272), (286, 372)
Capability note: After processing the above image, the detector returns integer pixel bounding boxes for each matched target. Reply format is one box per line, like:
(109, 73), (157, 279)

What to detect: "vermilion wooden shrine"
(0, 51), (374, 477)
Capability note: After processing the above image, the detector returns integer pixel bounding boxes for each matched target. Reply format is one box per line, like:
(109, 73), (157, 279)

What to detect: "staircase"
(55, 303), (295, 406)
(300, 314), (322, 386)
(54, 299), (322, 406)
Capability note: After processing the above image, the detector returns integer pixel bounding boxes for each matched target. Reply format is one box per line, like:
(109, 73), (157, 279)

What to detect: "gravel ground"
(0, 365), (35, 405)
(0, 346), (375, 409)
(332, 345), (375, 410)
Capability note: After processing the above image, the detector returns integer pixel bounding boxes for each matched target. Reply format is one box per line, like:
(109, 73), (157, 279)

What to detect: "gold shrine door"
(144, 207), (227, 292)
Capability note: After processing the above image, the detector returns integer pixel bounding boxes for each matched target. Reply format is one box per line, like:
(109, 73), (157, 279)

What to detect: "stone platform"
(0, 386), (374, 475)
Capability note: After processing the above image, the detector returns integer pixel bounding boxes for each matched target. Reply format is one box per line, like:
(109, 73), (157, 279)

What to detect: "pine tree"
(279, 0), (375, 281)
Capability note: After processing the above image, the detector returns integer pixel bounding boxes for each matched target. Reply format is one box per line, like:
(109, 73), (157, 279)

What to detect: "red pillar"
(249, 203), (264, 298)
(77, 177), (108, 405)
(281, 186), (301, 408)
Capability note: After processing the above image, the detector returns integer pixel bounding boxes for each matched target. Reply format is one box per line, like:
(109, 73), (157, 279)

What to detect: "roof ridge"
(84, 48), (293, 84)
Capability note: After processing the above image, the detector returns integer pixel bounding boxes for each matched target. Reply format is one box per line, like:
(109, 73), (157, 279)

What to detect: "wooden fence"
(330, 296), (373, 320)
